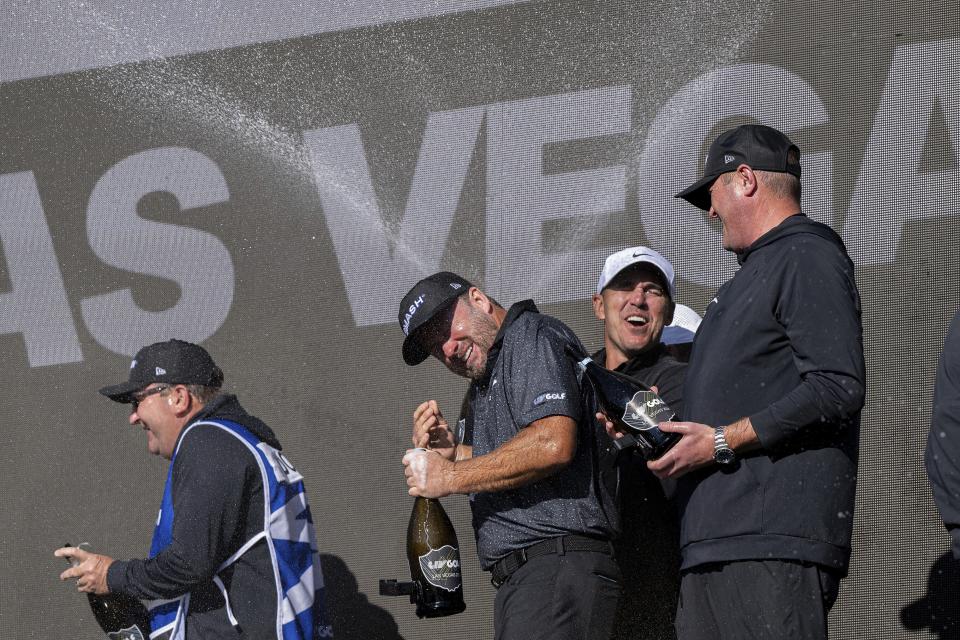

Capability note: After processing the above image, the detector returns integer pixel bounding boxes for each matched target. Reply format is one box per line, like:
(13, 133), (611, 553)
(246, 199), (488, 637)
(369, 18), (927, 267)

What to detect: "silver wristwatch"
(713, 425), (736, 465)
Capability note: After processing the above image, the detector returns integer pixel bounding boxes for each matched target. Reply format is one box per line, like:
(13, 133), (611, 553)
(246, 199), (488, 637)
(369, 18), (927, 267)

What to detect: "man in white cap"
(592, 246), (688, 412)
(591, 246), (687, 639)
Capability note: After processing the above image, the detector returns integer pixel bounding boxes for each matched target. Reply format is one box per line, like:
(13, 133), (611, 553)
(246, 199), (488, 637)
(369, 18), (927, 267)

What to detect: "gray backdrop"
(2, 1), (959, 638)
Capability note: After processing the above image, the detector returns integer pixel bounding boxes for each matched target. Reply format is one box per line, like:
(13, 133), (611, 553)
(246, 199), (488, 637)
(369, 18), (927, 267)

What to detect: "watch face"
(714, 447), (736, 465)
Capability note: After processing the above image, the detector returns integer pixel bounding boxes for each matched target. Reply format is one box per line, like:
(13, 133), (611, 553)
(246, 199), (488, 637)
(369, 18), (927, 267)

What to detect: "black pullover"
(927, 309), (960, 559)
(677, 214), (866, 574)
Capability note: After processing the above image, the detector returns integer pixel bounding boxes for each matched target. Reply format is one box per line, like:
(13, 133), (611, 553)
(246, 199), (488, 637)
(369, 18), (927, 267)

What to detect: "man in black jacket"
(656, 124), (865, 639)
(57, 340), (332, 639)
(927, 309), (960, 560)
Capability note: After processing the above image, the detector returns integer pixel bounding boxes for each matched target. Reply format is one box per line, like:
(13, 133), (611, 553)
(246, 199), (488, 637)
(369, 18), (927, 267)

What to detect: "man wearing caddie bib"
(57, 339), (333, 639)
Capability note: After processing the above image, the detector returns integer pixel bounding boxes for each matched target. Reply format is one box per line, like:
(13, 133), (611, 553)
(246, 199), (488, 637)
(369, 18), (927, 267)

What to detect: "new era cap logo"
(724, 154), (736, 163)
(155, 367), (166, 375)
(130, 359), (137, 369)
(450, 282), (462, 290)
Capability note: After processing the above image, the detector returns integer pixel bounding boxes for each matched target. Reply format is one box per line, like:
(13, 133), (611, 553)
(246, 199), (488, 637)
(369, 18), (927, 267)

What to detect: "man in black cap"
(399, 273), (621, 640)
(649, 124), (866, 639)
(915, 368), (960, 640)
(56, 339), (332, 640)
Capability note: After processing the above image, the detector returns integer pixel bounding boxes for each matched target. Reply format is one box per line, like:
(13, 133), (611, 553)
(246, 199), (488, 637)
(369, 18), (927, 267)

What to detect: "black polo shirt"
(465, 300), (619, 569)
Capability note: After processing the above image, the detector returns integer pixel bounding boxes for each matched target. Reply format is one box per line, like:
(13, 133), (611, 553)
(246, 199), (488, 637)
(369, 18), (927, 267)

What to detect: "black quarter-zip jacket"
(927, 310), (960, 560)
(677, 214), (866, 574)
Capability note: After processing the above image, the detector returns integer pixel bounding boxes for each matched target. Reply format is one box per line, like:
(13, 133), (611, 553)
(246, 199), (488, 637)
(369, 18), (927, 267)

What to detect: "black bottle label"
(107, 626), (146, 640)
(418, 545), (462, 592)
(621, 390), (673, 431)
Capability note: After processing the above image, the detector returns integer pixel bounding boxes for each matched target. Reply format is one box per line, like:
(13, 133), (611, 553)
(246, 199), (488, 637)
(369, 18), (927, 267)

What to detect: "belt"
(489, 535), (613, 589)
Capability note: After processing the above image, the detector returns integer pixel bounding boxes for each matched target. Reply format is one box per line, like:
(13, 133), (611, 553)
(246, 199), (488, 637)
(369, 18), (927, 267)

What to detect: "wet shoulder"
(506, 309), (580, 349)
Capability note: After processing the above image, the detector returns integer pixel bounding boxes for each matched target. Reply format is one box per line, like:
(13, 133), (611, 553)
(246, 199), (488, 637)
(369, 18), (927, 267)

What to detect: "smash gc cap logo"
(401, 295), (426, 336)
(398, 271), (473, 366)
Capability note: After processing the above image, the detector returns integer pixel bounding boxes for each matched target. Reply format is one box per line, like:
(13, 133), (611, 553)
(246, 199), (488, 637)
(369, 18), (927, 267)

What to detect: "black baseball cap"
(675, 124), (801, 211)
(99, 339), (224, 403)
(398, 271), (473, 366)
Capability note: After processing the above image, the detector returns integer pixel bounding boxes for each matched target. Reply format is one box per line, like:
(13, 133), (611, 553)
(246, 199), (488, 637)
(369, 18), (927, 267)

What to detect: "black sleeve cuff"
(749, 408), (781, 451)
(106, 559), (129, 594)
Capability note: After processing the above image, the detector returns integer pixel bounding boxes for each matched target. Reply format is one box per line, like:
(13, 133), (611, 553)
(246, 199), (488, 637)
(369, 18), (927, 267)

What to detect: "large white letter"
(485, 86), (631, 303)
(0, 172), (83, 366)
(81, 147), (234, 356)
(305, 107), (484, 327)
(843, 38), (960, 265)
(637, 64), (831, 287)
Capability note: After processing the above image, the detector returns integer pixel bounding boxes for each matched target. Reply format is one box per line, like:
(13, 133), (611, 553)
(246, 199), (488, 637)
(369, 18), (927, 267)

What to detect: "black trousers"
(493, 548), (622, 640)
(675, 560), (841, 640)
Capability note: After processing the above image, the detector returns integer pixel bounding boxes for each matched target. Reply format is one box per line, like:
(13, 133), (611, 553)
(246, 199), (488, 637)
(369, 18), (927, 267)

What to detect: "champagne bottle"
(63, 544), (151, 640)
(406, 496), (466, 618)
(379, 486), (467, 618)
(572, 355), (680, 459)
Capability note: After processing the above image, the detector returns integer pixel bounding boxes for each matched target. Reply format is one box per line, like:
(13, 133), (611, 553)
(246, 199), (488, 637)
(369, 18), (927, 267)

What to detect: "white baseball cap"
(596, 246), (676, 297)
(661, 303), (702, 345)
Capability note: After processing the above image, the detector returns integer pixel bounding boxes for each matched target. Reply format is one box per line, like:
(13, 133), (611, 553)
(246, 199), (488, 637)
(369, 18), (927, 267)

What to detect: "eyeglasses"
(130, 385), (170, 410)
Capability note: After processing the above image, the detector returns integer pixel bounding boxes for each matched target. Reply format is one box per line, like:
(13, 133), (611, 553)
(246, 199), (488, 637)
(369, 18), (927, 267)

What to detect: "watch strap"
(713, 425), (736, 464)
